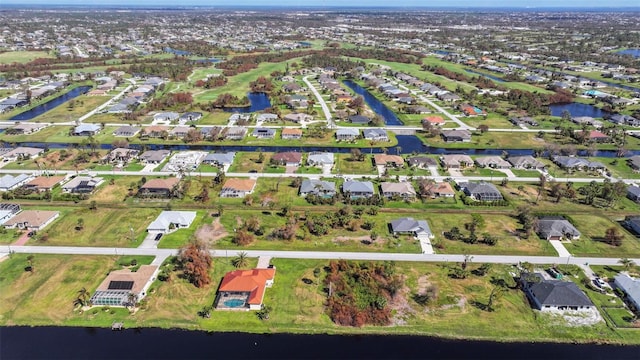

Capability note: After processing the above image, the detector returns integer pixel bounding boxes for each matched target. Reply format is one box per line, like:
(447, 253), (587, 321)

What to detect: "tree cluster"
(177, 240), (213, 288)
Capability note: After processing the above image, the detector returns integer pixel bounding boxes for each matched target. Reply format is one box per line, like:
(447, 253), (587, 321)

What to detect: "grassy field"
(1, 255), (636, 344)
(0, 229), (21, 245)
(0, 51), (55, 64)
(30, 96), (111, 123)
(421, 131), (545, 149)
(562, 214), (640, 257)
(31, 208), (159, 247)
(335, 154), (378, 175)
(157, 211), (211, 248)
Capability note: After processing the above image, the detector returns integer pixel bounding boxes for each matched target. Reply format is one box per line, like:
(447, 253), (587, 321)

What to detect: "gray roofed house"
(440, 154), (473, 169)
(348, 115), (371, 125)
(475, 156), (512, 169)
(389, 217), (433, 238)
(7, 123), (47, 135)
(381, 182), (416, 200)
(170, 126), (191, 138)
(299, 179), (336, 198)
(73, 124), (101, 136)
(225, 127), (248, 140)
(252, 128), (276, 139)
(614, 273), (640, 312)
(179, 112), (202, 123)
(522, 274), (595, 312)
(627, 186), (640, 202)
(147, 211), (197, 234)
(113, 126), (141, 137)
(307, 152), (334, 167)
(256, 113), (279, 123)
(536, 216), (581, 240)
(1, 147), (44, 161)
(362, 128), (389, 142)
(553, 156), (605, 171)
(153, 112), (179, 122)
(139, 150), (171, 164)
(342, 180), (375, 199)
(408, 156), (438, 169)
(508, 155), (545, 170)
(336, 128), (360, 141)
(624, 216), (640, 235)
(458, 181), (503, 201)
(627, 156), (640, 172)
(62, 176), (104, 194)
(0, 174), (32, 191)
(203, 152), (235, 167)
(441, 129), (471, 143)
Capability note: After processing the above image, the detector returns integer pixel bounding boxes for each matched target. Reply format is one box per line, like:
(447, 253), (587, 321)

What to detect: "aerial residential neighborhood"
(1, 3), (640, 354)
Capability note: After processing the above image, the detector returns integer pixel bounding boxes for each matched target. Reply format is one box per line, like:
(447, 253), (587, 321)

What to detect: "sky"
(4, 0), (640, 7)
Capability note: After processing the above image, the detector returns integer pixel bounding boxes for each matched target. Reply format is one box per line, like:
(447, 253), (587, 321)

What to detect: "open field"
(0, 51), (55, 64)
(30, 95), (111, 123)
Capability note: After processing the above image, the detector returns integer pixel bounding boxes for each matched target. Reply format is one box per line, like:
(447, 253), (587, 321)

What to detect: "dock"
(111, 322), (124, 331)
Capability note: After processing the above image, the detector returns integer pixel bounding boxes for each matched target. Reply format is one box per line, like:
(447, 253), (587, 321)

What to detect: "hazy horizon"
(3, 0), (640, 8)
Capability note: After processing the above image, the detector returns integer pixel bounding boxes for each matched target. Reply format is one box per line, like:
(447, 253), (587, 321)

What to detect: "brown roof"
(374, 154), (404, 166)
(272, 152), (302, 163)
(425, 182), (455, 195)
(222, 178), (256, 192)
(219, 268), (276, 305)
(95, 265), (158, 295)
(4, 210), (59, 228)
(140, 177), (180, 190)
(282, 128), (303, 136)
(24, 176), (65, 189)
(143, 126), (169, 134)
(423, 116), (445, 124)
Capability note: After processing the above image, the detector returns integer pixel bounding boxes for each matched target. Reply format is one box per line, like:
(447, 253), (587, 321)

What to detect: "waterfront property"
(146, 211), (196, 234)
(281, 128), (303, 140)
(440, 154), (473, 169)
(614, 273), (640, 313)
(307, 152), (334, 167)
(203, 152), (236, 167)
(475, 156), (512, 169)
(215, 268), (276, 311)
(373, 154), (404, 168)
(162, 151), (207, 172)
(336, 128), (360, 141)
(440, 129), (472, 143)
(73, 124), (101, 136)
(103, 148), (139, 164)
(407, 156), (438, 169)
(113, 126), (141, 137)
(139, 150), (171, 165)
(508, 156), (545, 170)
(89, 265), (159, 307)
(521, 273), (596, 312)
(271, 151), (302, 167)
(536, 217), (581, 241)
(1, 147), (44, 161)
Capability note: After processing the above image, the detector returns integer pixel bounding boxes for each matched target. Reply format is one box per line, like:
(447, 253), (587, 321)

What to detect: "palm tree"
(75, 287), (90, 307)
(619, 258), (636, 272)
(127, 292), (137, 309)
(232, 251), (249, 268)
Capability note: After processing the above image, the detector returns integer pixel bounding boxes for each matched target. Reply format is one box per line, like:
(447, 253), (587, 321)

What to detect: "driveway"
(139, 232), (160, 249)
(12, 231), (31, 246)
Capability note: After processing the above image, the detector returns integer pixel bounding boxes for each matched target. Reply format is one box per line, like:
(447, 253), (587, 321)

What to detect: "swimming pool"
(223, 299), (246, 308)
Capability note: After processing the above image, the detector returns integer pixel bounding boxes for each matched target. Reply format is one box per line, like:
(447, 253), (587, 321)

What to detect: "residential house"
(138, 177), (180, 198)
(147, 211), (196, 234)
(179, 112), (202, 123)
(585, 130), (610, 143)
(475, 156), (512, 169)
(6, 123), (47, 135)
(104, 148), (139, 164)
(61, 176), (104, 194)
(553, 156), (605, 171)
(4, 210), (59, 231)
(142, 126), (169, 139)
(281, 128), (302, 140)
(407, 156), (438, 169)
(627, 186), (640, 202)
(0, 203), (21, 225)
(284, 113), (311, 123)
(1, 147), (43, 161)
(508, 156), (545, 170)
(421, 182), (455, 198)
(153, 112), (179, 123)
(521, 273), (595, 312)
(374, 154), (404, 167)
(113, 126), (141, 137)
(363, 129), (389, 142)
(624, 216), (640, 235)
(170, 126), (190, 139)
(283, 82), (303, 92)
(162, 151), (207, 172)
(299, 179), (336, 198)
(22, 176), (65, 193)
(256, 114), (279, 123)
(389, 217), (434, 238)
(348, 115), (371, 125)
(422, 116), (445, 127)
(73, 124), (100, 136)
(614, 273), (640, 312)
(220, 178), (257, 198)
(215, 268), (276, 310)
(271, 152), (302, 167)
(458, 181), (503, 201)
(440, 154), (474, 169)
(307, 152), (334, 167)
(336, 128), (360, 141)
(441, 129), (472, 143)
(627, 156), (640, 172)
(252, 128), (276, 139)
(90, 265), (159, 307)
(536, 217), (581, 240)
(0, 174), (32, 191)
(225, 127), (248, 140)
(139, 150), (171, 164)
(381, 182), (416, 200)
(203, 152), (236, 167)
(342, 180), (375, 199)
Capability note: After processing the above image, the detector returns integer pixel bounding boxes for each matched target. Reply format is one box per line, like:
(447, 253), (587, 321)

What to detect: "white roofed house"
(62, 176), (104, 194)
(475, 156), (512, 169)
(73, 124), (101, 136)
(0, 174), (33, 191)
(363, 128), (389, 142)
(1, 147), (44, 162)
(153, 111), (179, 123)
(307, 152), (334, 167)
(146, 211), (197, 234)
(336, 128), (360, 141)
(342, 180), (375, 199)
(380, 182), (416, 200)
(203, 152), (236, 168)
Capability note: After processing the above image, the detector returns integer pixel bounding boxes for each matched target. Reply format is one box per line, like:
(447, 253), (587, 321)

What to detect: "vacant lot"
(0, 51), (55, 64)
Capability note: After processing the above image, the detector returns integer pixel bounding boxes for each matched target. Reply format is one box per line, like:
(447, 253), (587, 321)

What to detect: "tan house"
(220, 178), (257, 198)
(422, 182), (455, 198)
(138, 177), (180, 198)
(90, 265), (159, 306)
(440, 154), (474, 169)
(373, 154), (404, 167)
(22, 176), (66, 192)
(281, 128), (303, 140)
(4, 210), (59, 231)
(381, 182), (416, 200)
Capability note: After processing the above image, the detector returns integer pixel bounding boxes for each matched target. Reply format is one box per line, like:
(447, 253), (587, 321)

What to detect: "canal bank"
(8, 85), (93, 121)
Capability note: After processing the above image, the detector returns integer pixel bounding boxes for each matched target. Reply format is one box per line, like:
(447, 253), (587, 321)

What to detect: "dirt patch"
(333, 235), (383, 245)
(194, 218), (228, 244)
(417, 275), (430, 293)
(389, 275), (416, 326)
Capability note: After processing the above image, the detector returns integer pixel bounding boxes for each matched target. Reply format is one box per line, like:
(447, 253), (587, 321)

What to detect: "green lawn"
(30, 96), (110, 123)
(563, 215), (640, 257)
(157, 211), (210, 248)
(0, 51), (55, 64)
(334, 154), (377, 175)
(0, 229), (21, 245)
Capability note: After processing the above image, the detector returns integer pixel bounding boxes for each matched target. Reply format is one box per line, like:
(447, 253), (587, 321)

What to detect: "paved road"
(417, 94), (474, 130)
(303, 75), (333, 126)
(1, 245), (637, 267)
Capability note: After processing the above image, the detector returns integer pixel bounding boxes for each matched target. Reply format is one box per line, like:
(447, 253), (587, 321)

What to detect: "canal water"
(465, 69), (506, 83)
(1, 326), (638, 360)
(223, 92), (272, 113)
(617, 49), (640, 58)
(343, 80), (404, 126)
(9, 86), (92, 121)
(549, 103), (610, 118)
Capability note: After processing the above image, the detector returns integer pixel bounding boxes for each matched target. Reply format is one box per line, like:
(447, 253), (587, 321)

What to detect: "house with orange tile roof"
(373, 154), (404, 167)
(22, 176), (66, 193)
(220, 178), (257, 198)
(215, 268), (276, 310)
(422, 116), (445, 126)
(281, 128), (302, 140)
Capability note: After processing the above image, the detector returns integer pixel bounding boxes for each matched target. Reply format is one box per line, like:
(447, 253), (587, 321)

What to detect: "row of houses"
(439, 154), (545, 170)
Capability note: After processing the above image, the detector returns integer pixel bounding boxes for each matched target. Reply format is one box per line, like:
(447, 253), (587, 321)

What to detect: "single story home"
(336, 128), (360, 141)
(104, 148), (139, 164)
(422, 182), (455, 198)
(348, 115), (371, 125)
(363, 129), (389, 142)
(389, 217), (434, 238)
(475, 156), (512, 169)
(220, 178), (257, 198)
(225, 127), (248, 140)
(252, 128), (276, 139)
(215, 268), (276, 311)
(440, 154), (473, 169)
(138, 177), (180, 198)
(342, 180), (375, 199)
(374, 154), (404, 167)
(146, 211), (197, 234)
(90, 265), (159, 307)
(1, 147), (44, 161)
(179, 112), (202, 123)
(62, 176), (104, 194)
(153, 112), (179, 122)
(73, 124), (101, 136)
(113, 126), (141, 137)
(441, 129), (472, 143)
(139, 150), (171, 164)
(381, 182), (416, 200)
(0, 174), (32, 191)
(7, 123), (47, 135)
(0, 203), (21, 225)
(4, 210), (59, 231)
(553, 156), (605, 171)
(624, 216), (640, 235)
(614, 273), (640, 313)
(271, 152), (302, 167)
(458, 181), (503, 201)
(299, 179), (336, 198)
(422, 116), (445, 126)
(508, 156), (545, 170)
(22, 176), (65, 192)
(281, 128), (303, 140)
(627, 186), (640, 203)
(203, 152), (236, 167)
(141, 126), (169, 139)
(407, 156), (437, 169)
(536, 217), (581, 240)
(307, 152), (334, 167)
(521, 273), (595, 312)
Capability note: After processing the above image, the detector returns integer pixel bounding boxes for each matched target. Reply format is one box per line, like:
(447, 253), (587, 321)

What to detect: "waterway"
(343, 80), (404, 126)
(223, 92), (272, 113)
(465, 69), (506, 83)
(617, 49), (640, 58)
(1, 326), (638, 359)
(549, 102), (610, 118)
(9, 86), (92, 121)
(164, 47), (191, 56)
